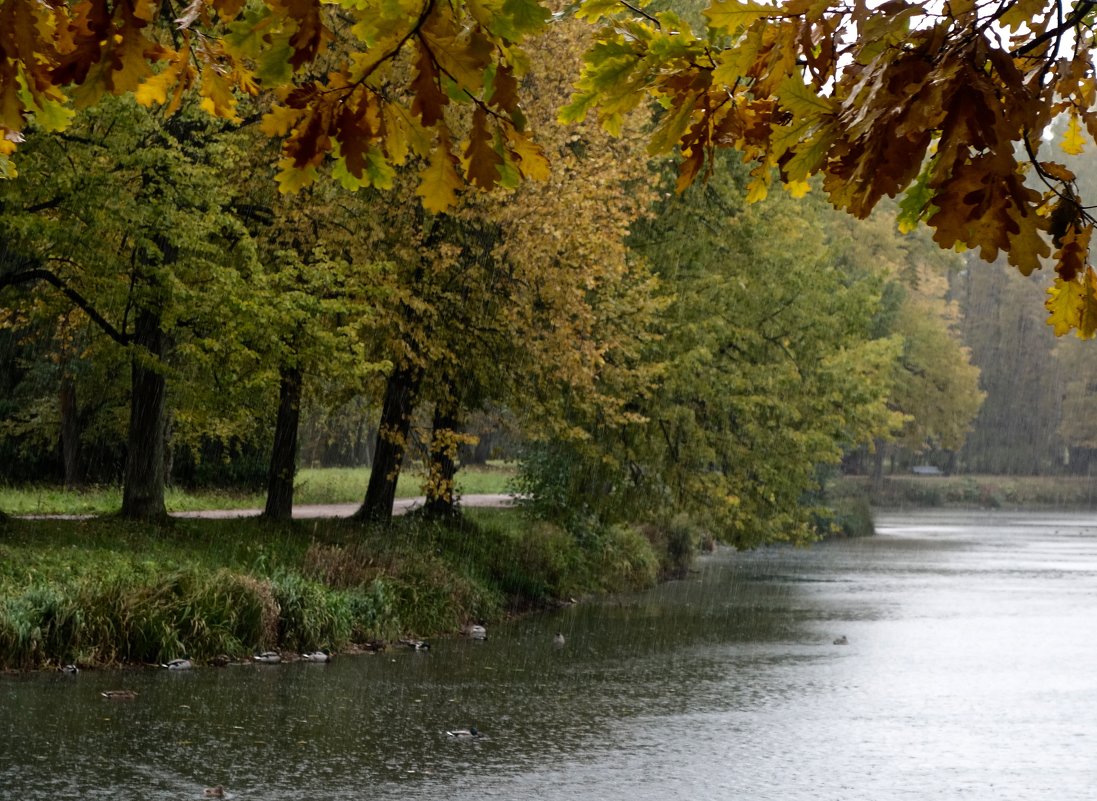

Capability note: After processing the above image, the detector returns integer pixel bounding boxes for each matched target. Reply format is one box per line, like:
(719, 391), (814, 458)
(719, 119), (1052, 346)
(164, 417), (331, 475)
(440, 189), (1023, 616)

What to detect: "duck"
(209, 654), (231, 667)
(833, 635), (849, 645)
(553, 633), (566, 647)
(203, 786), (224, 798)
(398, 638), (430, 651)
(463, 624), (488, 641)
(163, 657), (193, 670)
(101, 689), (139, 700)
(302, 649), (332, 662)
(60, 663), (80, 674)
(446, 726), (480, 738)
(253, 651), (281, 664)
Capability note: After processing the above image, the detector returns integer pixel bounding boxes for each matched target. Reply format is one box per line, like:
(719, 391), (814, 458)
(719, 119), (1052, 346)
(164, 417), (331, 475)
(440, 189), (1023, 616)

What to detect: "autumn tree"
(819, 208), (984, 479)
(614, 160), (906, 545)
(956, 256), (1066, 473)
(219, 126), (392, 520)
(5, 1), (1097, 336)
(0, 97), (261, 518)
(344, 15), (657, 523)
(566, 0), (1097, 335)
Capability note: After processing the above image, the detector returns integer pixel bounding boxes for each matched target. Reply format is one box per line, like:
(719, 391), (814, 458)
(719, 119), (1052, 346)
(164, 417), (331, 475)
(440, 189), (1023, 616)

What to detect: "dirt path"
(171, 493), (520, 520)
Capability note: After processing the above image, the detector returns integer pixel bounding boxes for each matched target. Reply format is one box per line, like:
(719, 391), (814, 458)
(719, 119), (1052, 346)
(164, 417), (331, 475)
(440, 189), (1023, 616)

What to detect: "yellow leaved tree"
(2, 0), (1096, 333)
(562, 0), (1097, 336)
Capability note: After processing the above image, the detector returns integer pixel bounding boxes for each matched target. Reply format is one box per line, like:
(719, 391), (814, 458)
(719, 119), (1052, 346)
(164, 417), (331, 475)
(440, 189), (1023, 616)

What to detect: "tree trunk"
(121, 309), (167, 520)
(356, 365), (421, 523)
(425, 400), (461, 518)
(59, 374), (81, 489)
(870, 439), (886, 493)
(264, 366), (303, 521)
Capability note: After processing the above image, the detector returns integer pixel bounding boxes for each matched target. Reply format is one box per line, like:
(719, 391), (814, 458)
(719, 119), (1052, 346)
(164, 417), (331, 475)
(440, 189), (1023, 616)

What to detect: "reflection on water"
(4, 510), (1097, 800)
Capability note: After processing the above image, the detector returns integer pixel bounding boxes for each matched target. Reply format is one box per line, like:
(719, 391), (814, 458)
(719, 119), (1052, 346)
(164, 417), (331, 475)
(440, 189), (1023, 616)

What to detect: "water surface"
(4, 510), (1097, 799)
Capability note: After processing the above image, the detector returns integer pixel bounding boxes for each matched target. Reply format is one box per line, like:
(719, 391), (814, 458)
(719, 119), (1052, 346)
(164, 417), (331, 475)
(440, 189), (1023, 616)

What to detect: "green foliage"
(638, 514), (705, 579)
(270, 571), (352, 651)
(0, 508), (664, 669)
(341, 581), (399, 642)
(811, 496), (875, 539)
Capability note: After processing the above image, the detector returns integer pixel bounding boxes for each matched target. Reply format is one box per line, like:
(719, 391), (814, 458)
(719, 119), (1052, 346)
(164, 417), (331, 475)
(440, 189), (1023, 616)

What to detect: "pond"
(4, 510), (1097, 800)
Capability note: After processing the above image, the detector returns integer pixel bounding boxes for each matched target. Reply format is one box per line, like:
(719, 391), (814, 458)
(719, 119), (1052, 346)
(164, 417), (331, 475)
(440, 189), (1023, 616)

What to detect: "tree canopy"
(2, 0), (1096, 333)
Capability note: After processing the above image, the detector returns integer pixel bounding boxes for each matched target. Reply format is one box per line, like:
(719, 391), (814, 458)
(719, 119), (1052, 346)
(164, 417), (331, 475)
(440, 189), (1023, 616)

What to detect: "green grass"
(0, 505), (663, 670)
(0, 463), (517, 516)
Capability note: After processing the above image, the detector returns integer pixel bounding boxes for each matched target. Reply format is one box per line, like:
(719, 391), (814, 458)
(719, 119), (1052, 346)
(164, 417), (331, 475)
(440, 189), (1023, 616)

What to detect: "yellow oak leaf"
(704, 0), (774, 35)
(1061, 113), (1086, 156)
(998, 0), (1050, 32)
(274, 156), (318, 193)
(135, 56), (184, 107)
(745, 176), (769, 203)
(383, 104), (433, 161)
(1006, 208), (1051, 276)
(417, 143), (462, 212)
(1046, 276), (1085, 336)
(199, 65), (241, 122)
(505, 126), (550, 180)
(261, 103), (304, 137)
(785, 179), (811, 198)
(421, 5), (491, 92)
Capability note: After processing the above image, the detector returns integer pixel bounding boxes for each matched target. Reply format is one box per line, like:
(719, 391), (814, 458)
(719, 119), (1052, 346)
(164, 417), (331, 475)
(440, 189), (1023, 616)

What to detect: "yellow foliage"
(1061, 113), (1087, 156)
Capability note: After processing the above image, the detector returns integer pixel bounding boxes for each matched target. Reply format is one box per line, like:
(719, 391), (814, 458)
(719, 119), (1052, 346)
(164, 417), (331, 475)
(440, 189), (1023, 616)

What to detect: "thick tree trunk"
(59, 375), (80, 489)
(357, 365), (421, 523)
(264, 366), (303, 521)
(121, 310), (167, 520)
(425, 401), (461, 518)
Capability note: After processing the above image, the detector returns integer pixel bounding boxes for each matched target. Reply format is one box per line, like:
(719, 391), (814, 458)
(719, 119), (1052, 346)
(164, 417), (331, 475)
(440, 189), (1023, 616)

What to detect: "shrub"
(813, 497), (875, 539)
(342, 580), (399, 642)
(270, 571), (352, 652)
(639, 514), (700, 580)
(595, 524), (659, 591)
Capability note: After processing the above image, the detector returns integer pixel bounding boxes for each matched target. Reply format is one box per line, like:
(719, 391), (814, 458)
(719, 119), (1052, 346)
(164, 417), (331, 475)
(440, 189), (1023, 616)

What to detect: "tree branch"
(1011, 0), (1094, 57)
(0, 267), (130, 346)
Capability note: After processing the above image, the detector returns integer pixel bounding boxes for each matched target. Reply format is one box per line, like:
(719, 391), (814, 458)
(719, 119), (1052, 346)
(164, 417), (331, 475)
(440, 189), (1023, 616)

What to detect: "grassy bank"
(0, 507), (670, 671)
(0, 464), (516, 516)
(831, 474), (1097, 509)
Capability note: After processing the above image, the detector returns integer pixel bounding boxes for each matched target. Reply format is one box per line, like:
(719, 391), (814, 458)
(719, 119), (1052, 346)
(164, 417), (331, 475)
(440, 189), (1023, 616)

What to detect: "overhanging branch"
(0, 267), (130, 346)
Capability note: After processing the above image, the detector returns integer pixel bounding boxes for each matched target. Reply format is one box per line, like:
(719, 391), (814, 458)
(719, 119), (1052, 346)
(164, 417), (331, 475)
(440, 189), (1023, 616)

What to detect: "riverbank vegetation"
(832, 475), (1097, 511)
(10, 4), (1095, 669)
(0, 508), (680, 671)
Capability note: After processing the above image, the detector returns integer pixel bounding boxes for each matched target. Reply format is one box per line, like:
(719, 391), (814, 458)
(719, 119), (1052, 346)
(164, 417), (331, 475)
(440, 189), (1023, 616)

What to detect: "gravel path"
(171, 493), (520, 520)
(14, 494), (521, 521)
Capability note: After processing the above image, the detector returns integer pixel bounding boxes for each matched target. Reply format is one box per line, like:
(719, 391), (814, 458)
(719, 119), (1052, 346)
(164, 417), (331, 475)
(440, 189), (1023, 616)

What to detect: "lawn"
(0, 463), (517, 516)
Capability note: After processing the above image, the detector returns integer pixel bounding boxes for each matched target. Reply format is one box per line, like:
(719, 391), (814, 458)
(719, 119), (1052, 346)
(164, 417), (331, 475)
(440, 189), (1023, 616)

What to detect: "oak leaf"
(464, 106), (502, 189)
(505, 125), (549, 180)
(1061, 113), (1086, 156)
(704, 0), (774, 35)
(417, 140), (463, 212)
(411, 43), (447, 126)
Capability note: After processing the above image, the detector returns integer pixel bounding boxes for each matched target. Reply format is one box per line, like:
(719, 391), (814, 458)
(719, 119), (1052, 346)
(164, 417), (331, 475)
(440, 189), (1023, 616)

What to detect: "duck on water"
(446, 726), (481, 739)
